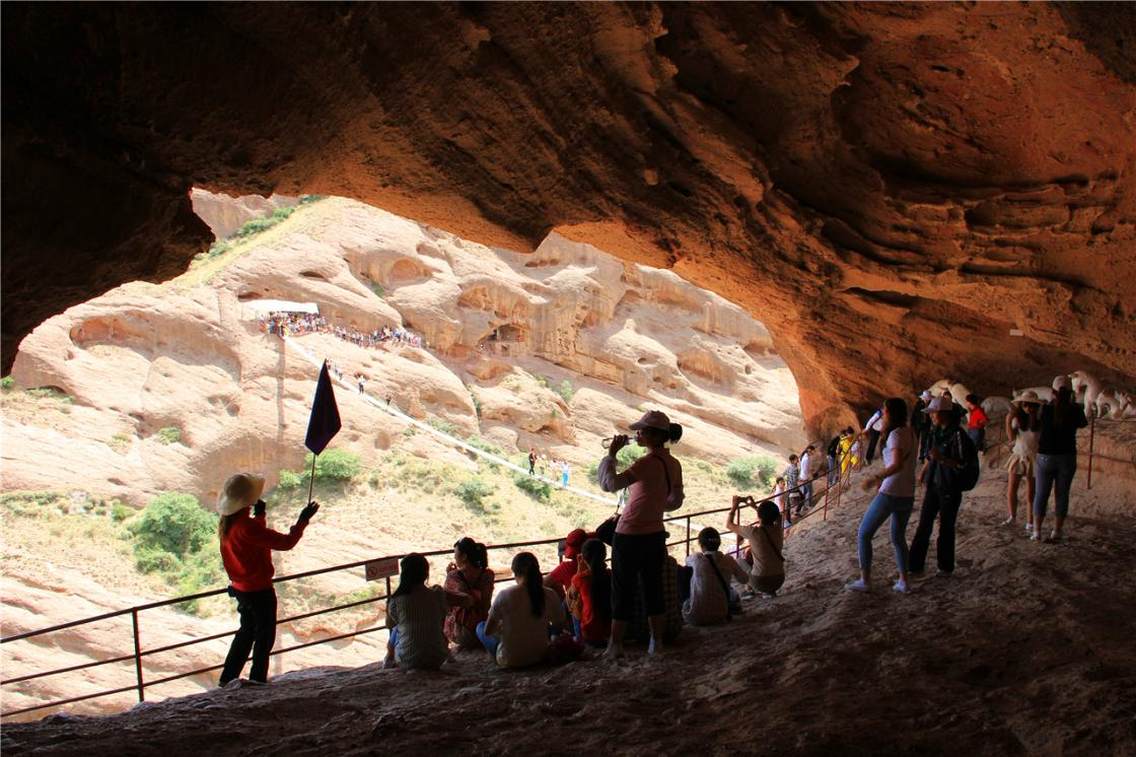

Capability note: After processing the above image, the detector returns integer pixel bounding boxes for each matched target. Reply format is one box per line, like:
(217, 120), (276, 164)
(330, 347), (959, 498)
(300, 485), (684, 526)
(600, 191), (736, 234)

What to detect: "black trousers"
(909, 486), (963, 573)
(220, 588), (278, 684)
(611, 531), (666, 621)
(865, 429), (882, 464)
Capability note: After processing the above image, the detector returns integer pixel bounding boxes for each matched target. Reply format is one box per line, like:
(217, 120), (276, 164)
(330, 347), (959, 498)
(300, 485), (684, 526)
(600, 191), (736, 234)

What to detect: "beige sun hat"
(924, 396), (954, 413)
(217, 473), (266, 516)
(1015, 390), (1043, 405)
(629, 409), (671, 431)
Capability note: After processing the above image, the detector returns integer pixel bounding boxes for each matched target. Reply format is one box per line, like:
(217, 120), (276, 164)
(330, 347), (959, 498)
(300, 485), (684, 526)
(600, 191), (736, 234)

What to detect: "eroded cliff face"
(3, 3), (1134, 431)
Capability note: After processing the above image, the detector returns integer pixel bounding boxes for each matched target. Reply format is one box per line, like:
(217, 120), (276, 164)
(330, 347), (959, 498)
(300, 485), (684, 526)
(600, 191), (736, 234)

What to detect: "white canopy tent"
(243, 299), (320, 318)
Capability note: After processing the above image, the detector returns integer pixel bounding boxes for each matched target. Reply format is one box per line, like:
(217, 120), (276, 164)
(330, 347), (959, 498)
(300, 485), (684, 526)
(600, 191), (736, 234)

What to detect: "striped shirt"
(386, 585), (449, 670)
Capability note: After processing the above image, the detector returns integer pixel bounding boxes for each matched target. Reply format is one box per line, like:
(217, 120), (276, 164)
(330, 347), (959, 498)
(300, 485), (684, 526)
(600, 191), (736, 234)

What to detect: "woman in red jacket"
(217, 473), (319, 686)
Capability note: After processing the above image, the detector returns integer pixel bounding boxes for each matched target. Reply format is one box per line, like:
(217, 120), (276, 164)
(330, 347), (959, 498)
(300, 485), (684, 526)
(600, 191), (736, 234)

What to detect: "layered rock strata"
(3, 3), (1134, 430)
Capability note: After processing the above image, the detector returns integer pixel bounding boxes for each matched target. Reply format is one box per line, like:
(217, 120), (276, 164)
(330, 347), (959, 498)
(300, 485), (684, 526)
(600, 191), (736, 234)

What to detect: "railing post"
(130, 608), (145, 702)
(684, 516), (691, 557)
(384, 576), (392, 598)
(823, 478), (829, 521)
(1087, 409), (1096, 490)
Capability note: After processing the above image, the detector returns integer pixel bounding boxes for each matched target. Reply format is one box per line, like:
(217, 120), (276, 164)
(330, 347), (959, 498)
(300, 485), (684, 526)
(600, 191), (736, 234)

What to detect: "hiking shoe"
(1030, 531), (1042, 542)
(1001, 517), (1015, 526)
(845, 579), (870, 593)
(893, 580), (909, 594)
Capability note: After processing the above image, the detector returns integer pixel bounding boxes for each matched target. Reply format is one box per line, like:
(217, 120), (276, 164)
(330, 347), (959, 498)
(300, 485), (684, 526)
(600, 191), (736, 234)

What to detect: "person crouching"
(217, 473), (319, 686)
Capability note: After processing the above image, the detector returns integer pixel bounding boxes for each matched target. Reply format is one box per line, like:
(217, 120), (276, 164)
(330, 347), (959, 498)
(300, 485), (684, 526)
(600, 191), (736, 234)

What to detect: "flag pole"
(306, 453), (318, 504)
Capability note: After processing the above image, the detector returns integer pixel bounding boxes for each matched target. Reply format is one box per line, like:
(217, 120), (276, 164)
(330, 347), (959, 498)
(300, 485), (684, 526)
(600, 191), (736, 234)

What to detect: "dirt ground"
(4, 460), (1134, 756)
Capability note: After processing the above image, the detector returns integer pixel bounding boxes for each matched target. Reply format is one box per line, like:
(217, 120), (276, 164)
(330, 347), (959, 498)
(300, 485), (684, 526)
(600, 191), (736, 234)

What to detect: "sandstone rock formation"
(189, 189), (298, 241)
(5, 197), (803, 505)
(3, 4), (1133, 432)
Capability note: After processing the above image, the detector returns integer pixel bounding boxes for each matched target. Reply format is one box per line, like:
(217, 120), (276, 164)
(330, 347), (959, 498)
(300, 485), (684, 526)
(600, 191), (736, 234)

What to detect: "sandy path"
(4, 466), (1134, 756)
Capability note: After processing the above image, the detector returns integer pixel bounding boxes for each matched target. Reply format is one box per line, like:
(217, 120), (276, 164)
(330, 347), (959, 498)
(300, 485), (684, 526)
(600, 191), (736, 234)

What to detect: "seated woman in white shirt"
(476, 552), (566, 668)
(683, 527), (748, 625)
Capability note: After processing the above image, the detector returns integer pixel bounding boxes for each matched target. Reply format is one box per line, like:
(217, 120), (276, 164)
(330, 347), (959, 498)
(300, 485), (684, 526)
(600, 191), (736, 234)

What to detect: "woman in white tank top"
(1004, 391), (1042, 535)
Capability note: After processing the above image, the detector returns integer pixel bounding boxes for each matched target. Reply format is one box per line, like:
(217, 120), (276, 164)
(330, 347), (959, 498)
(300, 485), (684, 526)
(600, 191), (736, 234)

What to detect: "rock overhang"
(2, 2), (1134, 433)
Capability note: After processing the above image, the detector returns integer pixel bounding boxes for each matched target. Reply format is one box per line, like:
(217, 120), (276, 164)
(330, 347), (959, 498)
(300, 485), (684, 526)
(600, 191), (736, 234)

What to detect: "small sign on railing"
(364, 558), (399, 582)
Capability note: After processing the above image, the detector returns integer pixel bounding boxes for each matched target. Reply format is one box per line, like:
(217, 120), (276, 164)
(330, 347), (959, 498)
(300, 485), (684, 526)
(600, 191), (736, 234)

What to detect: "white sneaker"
(1001, 517), (1015, 526)
(1029, 531), (1042, 542)
(845, 579), (870, 593)
(893, 580), (909, 594)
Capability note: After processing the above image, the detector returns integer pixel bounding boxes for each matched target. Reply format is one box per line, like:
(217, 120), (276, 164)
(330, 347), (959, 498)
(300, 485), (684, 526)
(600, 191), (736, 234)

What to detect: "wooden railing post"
(684, 516), (691, 557)
(130, 609), (145, 702)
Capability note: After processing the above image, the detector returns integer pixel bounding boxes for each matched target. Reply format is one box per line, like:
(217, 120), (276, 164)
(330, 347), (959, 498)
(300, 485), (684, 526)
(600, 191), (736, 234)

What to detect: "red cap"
(564, 528), (589, 558)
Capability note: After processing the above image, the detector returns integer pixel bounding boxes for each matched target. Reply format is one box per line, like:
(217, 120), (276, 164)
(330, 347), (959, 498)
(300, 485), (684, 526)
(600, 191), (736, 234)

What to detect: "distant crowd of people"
(527, 448), (572, 488)
(212, 378), (1090, 682)
(261, 312), (426, 350)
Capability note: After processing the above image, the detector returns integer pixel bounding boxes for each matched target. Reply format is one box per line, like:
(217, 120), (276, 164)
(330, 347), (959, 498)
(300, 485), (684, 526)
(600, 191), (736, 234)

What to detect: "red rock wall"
(2, 3), (1134, 433)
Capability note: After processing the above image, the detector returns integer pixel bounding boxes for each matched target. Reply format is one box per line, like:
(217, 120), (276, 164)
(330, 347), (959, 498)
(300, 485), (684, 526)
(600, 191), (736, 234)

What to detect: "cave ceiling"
(2, 2), (1134, 431)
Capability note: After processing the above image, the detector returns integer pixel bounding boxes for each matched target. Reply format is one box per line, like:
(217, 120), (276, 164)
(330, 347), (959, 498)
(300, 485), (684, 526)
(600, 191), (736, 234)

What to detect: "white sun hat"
(629, 409), (671, 431)
(217, 473), (266, 516)
(924, 396), (955, 413)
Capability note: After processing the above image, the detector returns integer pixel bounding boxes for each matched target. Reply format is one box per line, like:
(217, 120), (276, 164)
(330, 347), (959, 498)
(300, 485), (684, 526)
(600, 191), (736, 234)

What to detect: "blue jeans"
(1033, 453), (1077, 519)
(475, 621), (498, 656)
(967, 427), (986, 453)
(801, 480), (813, 508)
(857, 493), (914, 575)
(827, 455), (838, 487)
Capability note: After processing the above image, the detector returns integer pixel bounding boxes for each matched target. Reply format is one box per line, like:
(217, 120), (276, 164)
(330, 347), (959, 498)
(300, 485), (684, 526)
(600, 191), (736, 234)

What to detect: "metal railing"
(1, 456), (859, 720)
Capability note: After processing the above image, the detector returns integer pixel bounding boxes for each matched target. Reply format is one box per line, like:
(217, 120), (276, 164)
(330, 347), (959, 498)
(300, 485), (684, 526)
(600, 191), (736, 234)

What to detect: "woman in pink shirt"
(598, 410), (684, 657)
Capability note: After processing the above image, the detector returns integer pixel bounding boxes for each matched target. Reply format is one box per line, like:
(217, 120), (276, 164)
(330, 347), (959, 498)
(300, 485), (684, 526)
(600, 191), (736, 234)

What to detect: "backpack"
(954, 427), (981, 492)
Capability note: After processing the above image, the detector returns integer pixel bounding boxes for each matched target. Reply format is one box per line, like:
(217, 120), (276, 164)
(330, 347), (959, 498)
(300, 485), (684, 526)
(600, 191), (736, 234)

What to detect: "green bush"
(134, 546), (179, 574)
(270, 206), (295, 221)
(110, 502), (134, 522)
(156, 426), (182, 445)
(617, 445), (645, 467)
(277, 469), (302, 490)
(557, 379), (574, 404)
(535, 375), (550, 389)
(299, 194), (325, 204)
(306, 449), (362, 482)
(130, 492), (216, 558)
(207, 240), (231, 259)
(454, 477), (495, 511)
(27, 387), (72, 403)
(465, 436), (503, 468)
(427, 418), (458, 436)
(1, 376), (15, 391)
(370, 281), (386, 298)
(512, 473), (551, 502)
(726, 456), (778, 489)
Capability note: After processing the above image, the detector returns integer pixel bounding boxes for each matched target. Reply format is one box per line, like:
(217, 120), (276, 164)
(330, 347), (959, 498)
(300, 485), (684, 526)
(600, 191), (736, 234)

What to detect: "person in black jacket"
(1032, 386), (1088, 543)
(909, 397), (968, 576)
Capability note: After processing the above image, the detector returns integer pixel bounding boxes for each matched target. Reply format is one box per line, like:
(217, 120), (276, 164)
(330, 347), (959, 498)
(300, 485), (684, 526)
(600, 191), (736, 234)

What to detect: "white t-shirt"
(879, 426), (917, 497)
(864, 411), (884, 433)
(683, 552), (748, 626)
(799, 452), (811, 479)
(486, 584), (565, 668)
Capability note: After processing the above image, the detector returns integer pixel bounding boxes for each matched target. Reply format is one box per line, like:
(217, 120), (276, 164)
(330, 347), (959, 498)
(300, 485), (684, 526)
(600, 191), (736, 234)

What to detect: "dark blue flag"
(305, 361), (341, 455)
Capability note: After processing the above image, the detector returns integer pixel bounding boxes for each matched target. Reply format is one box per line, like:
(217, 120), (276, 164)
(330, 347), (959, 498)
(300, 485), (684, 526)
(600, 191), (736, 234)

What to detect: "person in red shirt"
(217, 473), (319, 686)
(544, 528), (589, 600)
(568, 539), (612, 646)
(965, 394), (989, 454)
